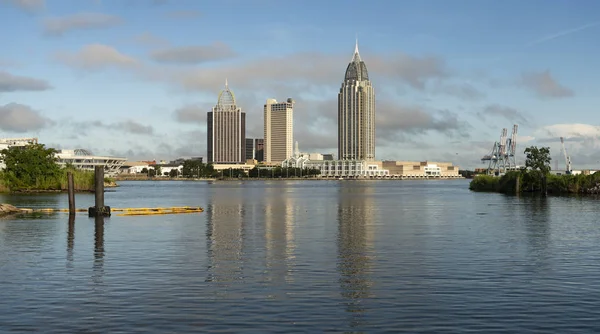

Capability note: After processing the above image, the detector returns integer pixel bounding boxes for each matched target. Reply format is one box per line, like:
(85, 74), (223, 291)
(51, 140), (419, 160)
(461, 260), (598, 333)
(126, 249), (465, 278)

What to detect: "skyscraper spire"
(225, 78), (228, 89)
(352, 37), (361, 62)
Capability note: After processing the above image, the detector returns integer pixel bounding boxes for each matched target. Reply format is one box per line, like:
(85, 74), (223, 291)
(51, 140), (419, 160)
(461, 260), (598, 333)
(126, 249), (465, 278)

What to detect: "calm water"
(1, 180), (600, 333)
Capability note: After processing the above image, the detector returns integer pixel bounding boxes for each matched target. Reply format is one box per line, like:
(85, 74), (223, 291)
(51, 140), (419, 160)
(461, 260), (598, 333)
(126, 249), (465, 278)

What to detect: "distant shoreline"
(115, 176), (465, 182)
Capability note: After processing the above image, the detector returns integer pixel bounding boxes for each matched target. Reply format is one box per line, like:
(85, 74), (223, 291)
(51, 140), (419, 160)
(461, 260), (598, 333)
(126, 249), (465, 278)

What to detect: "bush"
(469, 174), (499, 191)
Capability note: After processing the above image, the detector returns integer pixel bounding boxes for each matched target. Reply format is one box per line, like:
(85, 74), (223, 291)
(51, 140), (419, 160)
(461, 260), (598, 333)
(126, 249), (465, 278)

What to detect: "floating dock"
(17, 206), (204, 216)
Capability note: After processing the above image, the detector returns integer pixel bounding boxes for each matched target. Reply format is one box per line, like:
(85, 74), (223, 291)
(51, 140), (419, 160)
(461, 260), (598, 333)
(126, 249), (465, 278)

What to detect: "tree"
(169, 169), (179, 178)
(141, 167), (148, 174)
(0, 144), (61, 190)
(524, 146), (551, 194)
(148, 168), (157, 177)
(154, 165), (162, 177)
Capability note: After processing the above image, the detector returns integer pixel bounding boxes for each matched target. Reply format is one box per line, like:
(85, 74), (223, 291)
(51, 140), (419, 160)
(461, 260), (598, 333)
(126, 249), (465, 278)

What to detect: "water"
(1, 180), (600, 333)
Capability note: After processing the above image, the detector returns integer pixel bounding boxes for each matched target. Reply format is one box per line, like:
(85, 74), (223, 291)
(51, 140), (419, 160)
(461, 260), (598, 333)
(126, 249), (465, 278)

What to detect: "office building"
(338, 41), (375, 161)
(207, 80), (246, 164)
(264, 98), (294, 163)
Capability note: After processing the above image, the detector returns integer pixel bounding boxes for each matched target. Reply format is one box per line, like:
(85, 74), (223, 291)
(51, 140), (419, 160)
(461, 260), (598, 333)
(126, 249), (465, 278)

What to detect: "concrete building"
(0, 137), (39, 170)
(245, 138), (255, 161)
(55, 149), (127, 176)
(282, 156), (388, 178)
(264, 98), (294, 163)
(207, 80), (246, 164)
(338, 41), (375, 161)
(245, 138), (264, 162)
(382, 161), (461, 178)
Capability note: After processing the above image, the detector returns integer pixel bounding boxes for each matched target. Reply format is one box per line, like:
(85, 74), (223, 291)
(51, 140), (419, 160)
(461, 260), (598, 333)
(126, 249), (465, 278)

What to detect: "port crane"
(481, 124), (518, 175)
(560, 137), (572, 174)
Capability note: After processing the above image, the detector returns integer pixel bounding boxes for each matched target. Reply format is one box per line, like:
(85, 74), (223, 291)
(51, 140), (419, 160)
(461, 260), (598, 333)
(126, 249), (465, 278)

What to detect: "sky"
(0, 0), (599, 169)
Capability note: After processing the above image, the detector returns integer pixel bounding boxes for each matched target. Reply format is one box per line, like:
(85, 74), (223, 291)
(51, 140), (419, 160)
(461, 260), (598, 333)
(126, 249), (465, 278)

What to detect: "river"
(1, 180), (600, 332)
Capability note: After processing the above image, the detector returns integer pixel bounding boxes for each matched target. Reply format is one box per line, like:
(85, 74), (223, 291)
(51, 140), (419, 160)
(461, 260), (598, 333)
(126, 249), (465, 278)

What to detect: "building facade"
(338, 41), (375, 161)
(282, 156), (389, 178)
(382, 161), (461, 178)
(264, 98), (294, 163)
(207, 81), (246, 164)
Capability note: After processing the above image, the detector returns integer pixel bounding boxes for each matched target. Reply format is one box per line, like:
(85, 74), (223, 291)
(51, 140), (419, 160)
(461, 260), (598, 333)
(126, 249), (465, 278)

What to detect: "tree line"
(144, 159), (321, 179)
(470, 146), (600, 194)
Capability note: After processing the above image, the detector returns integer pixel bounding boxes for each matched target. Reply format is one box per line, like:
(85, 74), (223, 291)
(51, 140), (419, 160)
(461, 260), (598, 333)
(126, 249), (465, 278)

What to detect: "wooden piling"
(88, 166), (111, 217)
(67, 171), (75, 215)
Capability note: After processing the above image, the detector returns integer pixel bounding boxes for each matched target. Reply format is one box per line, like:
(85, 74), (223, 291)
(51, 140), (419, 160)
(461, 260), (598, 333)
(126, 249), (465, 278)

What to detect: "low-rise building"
(55, 149), (127, 176)
(282, 155), (389, 178)
(382, 160), (461, 178)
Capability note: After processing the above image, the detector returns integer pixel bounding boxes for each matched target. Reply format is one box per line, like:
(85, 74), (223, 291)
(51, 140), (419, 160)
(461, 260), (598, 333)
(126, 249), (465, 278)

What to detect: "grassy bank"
(1, 169), (113, 193)
(470, 171), (600, 194)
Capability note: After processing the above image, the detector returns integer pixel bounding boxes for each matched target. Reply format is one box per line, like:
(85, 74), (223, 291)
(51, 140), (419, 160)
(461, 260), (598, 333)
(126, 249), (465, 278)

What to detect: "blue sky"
(1, 0), (599, 169)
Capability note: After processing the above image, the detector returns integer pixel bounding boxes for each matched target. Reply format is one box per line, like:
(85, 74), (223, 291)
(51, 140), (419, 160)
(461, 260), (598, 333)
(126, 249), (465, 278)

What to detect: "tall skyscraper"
(264, 98), (294, 163)
(207, 80), (246, 164)
(338, 41), (375, 161)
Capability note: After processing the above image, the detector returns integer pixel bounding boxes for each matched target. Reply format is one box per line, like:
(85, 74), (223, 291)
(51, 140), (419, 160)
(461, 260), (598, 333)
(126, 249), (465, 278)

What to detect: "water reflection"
(337, 183), (375, 329)
(67, 215), (75, 268)
(93, 216), (105, 284)
(205, 190), (244, 285)
(522, 196), (551, 271)
(264, 187), (296, 289)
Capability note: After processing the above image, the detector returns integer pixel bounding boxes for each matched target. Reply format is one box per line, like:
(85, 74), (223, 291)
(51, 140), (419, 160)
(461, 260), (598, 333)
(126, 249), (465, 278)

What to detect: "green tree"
(169, 169), (179, 178)
(524, 146), (551, 194)
(154, 165), (162, 177)
(141, 167), (148, 174)
(0, 144), (62, 190)
(148, 168), (157, 177)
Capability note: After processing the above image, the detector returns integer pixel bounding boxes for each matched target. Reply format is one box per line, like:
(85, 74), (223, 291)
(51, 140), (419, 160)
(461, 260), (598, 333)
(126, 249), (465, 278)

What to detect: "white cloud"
(55, 44), (137, 70)
(44, 13), (122, 36)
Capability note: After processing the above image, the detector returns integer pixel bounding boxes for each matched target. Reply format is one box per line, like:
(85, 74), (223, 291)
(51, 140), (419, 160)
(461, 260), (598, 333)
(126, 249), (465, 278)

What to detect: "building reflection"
(336, 183), (375, 328)
(205, 190), (244, 285)
(264, 186), (296, 288)
(93, 215), (105, 284)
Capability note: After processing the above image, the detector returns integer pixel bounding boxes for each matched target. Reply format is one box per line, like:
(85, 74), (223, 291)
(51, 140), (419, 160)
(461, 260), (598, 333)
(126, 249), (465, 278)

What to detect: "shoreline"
(115, 176), (466, 181)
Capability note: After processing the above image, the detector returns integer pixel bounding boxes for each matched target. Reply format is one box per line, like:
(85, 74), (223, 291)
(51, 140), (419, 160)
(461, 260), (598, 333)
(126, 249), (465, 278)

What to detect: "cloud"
(114, 120), (154, 135)
(0, 71), (51, 92)
(138, 49), (449, 95)
(0, 0), (44, 12)
(521, 70), (574, 98)
(376, 102), (471, 142)
(151, 42), (236, 65)
(370, 53), (448, 90)
(534, 123), (600, 141)
(43, 12), (122, 36)
(477, 104), (529, 125)
(432, 82), (485, 101)
(133, 32), (169, 48)
(164, 10), (202, 20)
(0, 103), (54, 132)
(55, 44), (137, 70)
(174, 105), (207, 125)
(75, 120), (154, 135)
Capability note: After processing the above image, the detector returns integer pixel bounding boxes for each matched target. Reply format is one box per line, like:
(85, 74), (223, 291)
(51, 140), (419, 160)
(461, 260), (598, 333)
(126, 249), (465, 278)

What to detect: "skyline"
(1, 0), (599, 169)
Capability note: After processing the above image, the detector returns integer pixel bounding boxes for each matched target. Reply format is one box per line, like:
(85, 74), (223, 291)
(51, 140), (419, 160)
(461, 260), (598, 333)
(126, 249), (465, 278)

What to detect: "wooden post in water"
(88, 166), (111, 217)
(67, 171), (75, 215)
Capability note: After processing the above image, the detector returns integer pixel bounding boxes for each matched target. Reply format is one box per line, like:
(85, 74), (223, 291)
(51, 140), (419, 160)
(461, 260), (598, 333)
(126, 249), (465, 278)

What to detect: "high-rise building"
(244, 138), (264, 162)
(264, 98), (294, 163)
(245, 138), (255, 161)
(207, 80), (246, 164)
(338, 41), (375, 161)
(254, 138), (264, 162)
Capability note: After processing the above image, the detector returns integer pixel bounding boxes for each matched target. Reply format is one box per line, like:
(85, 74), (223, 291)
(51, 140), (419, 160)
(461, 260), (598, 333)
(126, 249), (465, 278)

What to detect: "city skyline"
(1, 0), (599, 169)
